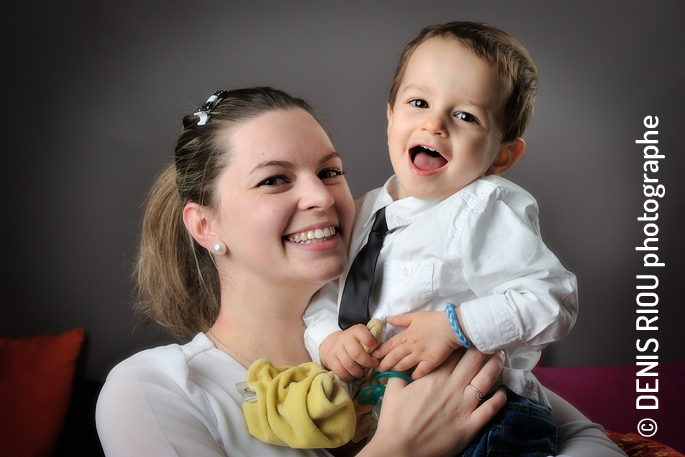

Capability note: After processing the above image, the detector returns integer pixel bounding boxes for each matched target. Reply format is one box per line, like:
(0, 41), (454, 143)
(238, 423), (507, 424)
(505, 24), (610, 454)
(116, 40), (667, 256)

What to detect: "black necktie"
(339, 207), (389, 330)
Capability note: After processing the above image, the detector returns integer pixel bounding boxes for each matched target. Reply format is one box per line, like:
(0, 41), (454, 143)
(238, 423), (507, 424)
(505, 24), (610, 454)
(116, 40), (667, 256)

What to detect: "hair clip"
(194, 90), (228, 125)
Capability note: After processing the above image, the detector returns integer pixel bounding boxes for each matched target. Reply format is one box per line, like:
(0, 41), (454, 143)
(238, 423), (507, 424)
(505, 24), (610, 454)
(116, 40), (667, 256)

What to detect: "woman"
(96, 87), (625, 457)
(96, 87), (508, 457)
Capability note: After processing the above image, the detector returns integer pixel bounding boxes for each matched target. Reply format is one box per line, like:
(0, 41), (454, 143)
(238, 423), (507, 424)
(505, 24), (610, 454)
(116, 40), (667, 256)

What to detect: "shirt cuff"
(304, 320), (342, 365)
(459, 294), (519, 352)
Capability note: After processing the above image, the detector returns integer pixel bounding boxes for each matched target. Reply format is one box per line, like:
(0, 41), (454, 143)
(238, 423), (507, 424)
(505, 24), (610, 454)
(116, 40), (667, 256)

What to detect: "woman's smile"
(286, 225), (336, 244)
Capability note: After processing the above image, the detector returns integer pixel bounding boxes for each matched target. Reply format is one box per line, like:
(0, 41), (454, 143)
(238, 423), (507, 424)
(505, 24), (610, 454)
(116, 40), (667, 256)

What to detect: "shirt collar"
(366, 176), (445, 231)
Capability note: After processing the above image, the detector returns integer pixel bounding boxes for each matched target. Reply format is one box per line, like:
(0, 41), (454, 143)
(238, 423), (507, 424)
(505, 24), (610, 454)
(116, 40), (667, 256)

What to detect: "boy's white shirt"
(304, 175), (578, 406)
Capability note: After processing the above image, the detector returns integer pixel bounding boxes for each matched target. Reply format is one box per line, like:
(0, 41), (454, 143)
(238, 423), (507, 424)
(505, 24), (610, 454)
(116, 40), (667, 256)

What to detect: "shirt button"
(403, 265), (412, 277)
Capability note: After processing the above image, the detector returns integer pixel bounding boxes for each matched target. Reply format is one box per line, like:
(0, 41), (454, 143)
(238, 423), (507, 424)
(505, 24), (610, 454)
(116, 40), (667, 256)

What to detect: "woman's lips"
(286, 226), (336, 244)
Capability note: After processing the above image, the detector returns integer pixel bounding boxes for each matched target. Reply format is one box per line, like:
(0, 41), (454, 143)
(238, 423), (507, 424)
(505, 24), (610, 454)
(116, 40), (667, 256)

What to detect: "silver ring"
(468, 384), (483, 400)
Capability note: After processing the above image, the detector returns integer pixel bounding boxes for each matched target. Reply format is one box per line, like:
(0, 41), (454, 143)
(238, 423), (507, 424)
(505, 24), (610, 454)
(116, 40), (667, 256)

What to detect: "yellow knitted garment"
(243, 359), (356, 448)
(242, 318), (384, 448)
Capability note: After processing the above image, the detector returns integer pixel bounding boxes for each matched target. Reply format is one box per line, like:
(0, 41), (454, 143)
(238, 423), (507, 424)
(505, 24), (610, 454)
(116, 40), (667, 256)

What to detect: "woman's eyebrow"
(320, 151), (341, 164)
(249, 151), (340, 175)
(249, 160), (294, 175)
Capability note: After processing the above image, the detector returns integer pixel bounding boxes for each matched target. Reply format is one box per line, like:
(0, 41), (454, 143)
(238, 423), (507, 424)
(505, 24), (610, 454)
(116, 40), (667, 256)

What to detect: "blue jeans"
(460, 387), (557, 457)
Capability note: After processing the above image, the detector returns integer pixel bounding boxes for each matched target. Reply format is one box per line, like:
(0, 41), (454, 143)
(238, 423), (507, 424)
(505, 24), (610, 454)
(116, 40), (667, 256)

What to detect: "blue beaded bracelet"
(445, 302), (473, 349)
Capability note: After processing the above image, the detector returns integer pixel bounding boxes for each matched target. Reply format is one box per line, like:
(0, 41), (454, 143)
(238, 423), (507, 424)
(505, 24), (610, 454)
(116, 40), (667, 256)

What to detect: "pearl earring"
(212, 241), (227, 256)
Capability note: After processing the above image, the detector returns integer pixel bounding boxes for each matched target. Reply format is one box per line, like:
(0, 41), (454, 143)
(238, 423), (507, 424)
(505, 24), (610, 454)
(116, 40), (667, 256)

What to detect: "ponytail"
(134, 163), (220, 340)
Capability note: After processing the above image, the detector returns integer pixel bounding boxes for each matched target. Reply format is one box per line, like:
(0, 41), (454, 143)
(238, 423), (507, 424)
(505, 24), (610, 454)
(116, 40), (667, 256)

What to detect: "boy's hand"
(319, 326), (380, 382)
(373, 311), (460, 379)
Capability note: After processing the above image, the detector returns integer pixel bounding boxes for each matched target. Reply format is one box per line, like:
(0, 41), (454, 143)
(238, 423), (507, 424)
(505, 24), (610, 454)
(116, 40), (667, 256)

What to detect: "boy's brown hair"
(388, 21), (538, 143)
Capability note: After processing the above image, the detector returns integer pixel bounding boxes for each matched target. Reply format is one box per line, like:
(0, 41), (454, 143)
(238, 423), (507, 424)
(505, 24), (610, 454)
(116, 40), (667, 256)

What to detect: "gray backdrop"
(3, 1), (683, 384)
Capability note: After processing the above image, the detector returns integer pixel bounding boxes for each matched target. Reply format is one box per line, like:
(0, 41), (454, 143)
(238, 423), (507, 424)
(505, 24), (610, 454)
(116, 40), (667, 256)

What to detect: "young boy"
(304, 21), (578, 455)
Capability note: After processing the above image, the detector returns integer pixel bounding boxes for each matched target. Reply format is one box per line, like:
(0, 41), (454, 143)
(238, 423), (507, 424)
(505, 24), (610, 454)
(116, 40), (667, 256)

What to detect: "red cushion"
(605, 430), (684, 457)
(0, 329), (85, 457)
(533, 360), (685, 453)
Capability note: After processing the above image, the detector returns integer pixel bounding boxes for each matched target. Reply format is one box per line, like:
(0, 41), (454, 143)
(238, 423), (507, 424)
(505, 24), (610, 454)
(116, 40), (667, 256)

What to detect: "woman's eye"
(319, 168), (345, 180)
(409, 99), (429, 109)
(258, 176), (287, 187)
(456, 112), (477, 123)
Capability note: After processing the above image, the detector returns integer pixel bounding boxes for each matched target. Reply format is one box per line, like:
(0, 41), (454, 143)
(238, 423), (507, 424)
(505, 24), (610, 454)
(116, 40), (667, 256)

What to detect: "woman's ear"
(182, 202), (216, 251)
(486, 138), (526, 176)
(386, 103), (394, 137)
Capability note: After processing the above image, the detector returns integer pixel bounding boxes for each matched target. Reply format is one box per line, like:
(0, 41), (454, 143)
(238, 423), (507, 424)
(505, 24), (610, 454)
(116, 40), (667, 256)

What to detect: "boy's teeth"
(290, 226), (336, 243)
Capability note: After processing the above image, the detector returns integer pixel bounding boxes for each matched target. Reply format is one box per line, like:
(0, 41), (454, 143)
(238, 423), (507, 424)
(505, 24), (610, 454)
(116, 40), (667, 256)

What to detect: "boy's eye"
(409, 99), (429, 109)
(319, 168), (346, 180)
(456, 112), (477, 123)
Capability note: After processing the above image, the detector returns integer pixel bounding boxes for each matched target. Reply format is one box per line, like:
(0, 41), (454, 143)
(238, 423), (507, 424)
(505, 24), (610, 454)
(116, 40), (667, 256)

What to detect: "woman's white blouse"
(96, 333), (332, 457)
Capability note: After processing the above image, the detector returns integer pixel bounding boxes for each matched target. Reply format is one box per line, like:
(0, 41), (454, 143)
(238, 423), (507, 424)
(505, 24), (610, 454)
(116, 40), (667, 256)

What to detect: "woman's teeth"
(288, 226), (336, 243)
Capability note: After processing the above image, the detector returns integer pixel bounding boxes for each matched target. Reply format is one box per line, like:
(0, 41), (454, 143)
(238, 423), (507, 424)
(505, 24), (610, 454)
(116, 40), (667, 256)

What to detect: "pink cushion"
(533, 360), (685, 453)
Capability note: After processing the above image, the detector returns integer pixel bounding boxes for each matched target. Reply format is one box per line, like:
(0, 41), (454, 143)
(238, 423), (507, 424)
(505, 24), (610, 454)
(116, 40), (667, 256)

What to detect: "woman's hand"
(360, 348), (507, 457)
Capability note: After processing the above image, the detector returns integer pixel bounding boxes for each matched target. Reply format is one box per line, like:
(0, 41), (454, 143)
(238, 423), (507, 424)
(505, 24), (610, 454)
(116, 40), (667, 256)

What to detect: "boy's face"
(387, 37), (519, 200)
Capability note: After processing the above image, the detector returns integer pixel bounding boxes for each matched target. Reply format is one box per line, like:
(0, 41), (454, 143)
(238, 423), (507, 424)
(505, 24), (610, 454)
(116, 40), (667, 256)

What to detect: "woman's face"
(211, 108), (355, 292)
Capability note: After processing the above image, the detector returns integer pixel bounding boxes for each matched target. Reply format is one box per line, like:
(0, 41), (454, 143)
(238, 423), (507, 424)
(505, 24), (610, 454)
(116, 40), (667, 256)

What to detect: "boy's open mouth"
(410, 145), (447, 171)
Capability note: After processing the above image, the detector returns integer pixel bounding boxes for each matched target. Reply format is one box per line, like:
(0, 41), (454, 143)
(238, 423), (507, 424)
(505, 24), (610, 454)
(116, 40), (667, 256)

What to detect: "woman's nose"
(298, 176), (335, 210)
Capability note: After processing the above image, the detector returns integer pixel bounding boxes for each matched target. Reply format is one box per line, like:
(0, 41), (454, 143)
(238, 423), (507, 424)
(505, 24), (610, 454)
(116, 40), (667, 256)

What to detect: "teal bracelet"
(445, 302), (473, 349)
